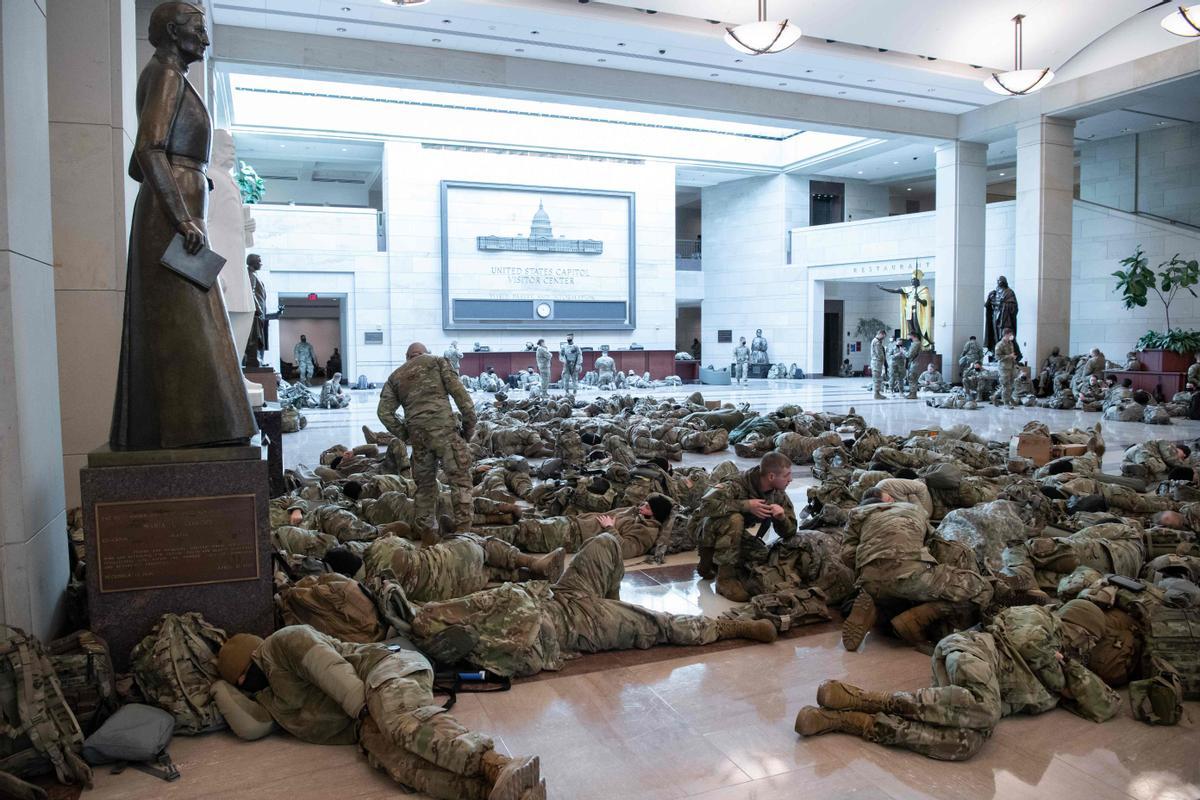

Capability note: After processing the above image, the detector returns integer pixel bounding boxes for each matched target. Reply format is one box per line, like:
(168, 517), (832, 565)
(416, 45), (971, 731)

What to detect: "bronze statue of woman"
(110, 2), (257, 449)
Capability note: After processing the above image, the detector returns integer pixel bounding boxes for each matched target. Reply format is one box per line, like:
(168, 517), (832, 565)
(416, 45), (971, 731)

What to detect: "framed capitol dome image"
(440, 181), (636, 330)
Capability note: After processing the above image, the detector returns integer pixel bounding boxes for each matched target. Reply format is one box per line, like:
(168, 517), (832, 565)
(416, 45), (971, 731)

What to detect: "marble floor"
(89, 378), (1200, 800)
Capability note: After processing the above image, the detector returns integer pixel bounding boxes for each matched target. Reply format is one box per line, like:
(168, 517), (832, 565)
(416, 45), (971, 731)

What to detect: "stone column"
(48, 0), (137, 506)
(933, 141), (987, 377)
(1015, 117), (1075, 373)
(0, 0), (70, 639)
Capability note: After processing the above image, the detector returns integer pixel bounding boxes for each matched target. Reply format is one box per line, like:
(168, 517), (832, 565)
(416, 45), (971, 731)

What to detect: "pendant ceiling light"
(725, 1), (802, 56)
(1161, 4), (1200, 36)
(983, 14), (1054, 96)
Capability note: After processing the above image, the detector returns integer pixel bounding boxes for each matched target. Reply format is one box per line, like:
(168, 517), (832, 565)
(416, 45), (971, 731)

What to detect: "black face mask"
(240, 661), (270, 694)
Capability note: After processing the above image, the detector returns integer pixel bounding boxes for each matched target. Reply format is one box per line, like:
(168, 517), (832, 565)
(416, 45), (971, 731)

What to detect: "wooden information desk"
(459, 350), (698, 382)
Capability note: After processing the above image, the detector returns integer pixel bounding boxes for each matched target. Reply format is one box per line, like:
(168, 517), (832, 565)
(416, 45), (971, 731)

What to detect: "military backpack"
(0, 625), (93, 790)
(1129, 657), (1185, 726)
(130, 613), (227, 735)
(1141, 605), (1200, 700)
(46, 631), (117, 736)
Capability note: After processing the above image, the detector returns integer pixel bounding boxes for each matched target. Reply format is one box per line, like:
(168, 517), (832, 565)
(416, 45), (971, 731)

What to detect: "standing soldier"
(442, 340), (462, 374)
(994, 328), (1017, 408)
(560, 333), (581, 396)
(904, 333), (921, 400)
(594, 348), (616, 388)
(888, 339), (906, 395)
(535, 338), (552, 396)
(377, 342), (476, 539)
(958, 335), (983, 381)
(294, 334), (317, 385)
(734, 337), (750, 384)
(870, 330), (886, 400)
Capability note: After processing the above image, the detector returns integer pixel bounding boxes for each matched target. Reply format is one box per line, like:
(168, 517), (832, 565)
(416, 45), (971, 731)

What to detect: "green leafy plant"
(854, 317), (889, 341)
(1135, 329), (1200, 354)
(236, 160), (265, 205)
(1113, 246), (1200, 333)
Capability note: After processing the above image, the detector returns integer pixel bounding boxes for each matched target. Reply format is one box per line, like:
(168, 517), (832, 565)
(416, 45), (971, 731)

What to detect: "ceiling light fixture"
(725, 1), (802, 55)
(1162, 4), (1200, 36)
(984, 14), (1053, 95)
(380, 0), (430, 6)
(999, 172), (1005, 176)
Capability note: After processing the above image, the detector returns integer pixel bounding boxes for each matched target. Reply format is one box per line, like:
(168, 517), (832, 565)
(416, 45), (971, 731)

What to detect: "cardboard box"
(1010, 432), (1052, 466)
(704, 400), (721, 410)
(1057, 443), (1088, 458)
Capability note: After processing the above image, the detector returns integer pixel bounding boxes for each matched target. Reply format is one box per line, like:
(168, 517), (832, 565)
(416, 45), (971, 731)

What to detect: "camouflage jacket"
(870, 337), (886, 366)
(535, 346), (552, 371)
(696, 466), (797, 538)
(840, 500), (933, 572)
(575, 505), (667, 559)
(253, 625), (429, 745)
(995, 338), (1017, 370)
(985, 606), (1119, 722)
(377, 354), (476, 440)
(413, 582), (563, 678)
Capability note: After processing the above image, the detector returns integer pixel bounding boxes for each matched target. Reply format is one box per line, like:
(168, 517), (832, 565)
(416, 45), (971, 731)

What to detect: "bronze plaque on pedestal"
(94, 494), (260, 593)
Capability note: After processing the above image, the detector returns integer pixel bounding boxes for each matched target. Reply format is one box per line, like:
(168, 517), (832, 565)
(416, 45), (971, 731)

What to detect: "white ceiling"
(210, 1), (1198, 191)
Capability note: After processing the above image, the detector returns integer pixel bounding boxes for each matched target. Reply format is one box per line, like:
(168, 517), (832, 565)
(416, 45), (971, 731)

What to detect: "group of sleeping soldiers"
(216, 343), (1198, 799)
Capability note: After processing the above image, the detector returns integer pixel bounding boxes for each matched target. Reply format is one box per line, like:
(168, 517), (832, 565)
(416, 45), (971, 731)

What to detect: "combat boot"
(715, 565), (750, 602)
(515, 549), (566, 583)
(816, 680), (895, 713)
(841, 591), (877, 651)
(715, 618), (778, 643)
(890, 602), (955, 644)
(483, 753), (541, 800)
(361, 424), (377, 444)
(794, 707), (874, 738)
(696, 547), (716, 579)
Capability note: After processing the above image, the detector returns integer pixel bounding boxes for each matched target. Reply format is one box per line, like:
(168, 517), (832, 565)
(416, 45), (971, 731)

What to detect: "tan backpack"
(277, 574), (386, 644)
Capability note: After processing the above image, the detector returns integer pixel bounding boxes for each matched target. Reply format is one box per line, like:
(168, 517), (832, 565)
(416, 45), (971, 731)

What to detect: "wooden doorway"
(823, 299), (843, 377)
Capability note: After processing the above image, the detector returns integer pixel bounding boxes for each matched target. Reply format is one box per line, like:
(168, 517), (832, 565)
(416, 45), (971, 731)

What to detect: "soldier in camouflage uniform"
(917, 364), (948, 393)
(840, 486), (993, 650)
(1121, 440), (1192, 482)
(377, 343), (476, 538)
(488, 496), (673, 558)
(442, 340), (462, 374)
(559, 333), (581, 395)
(993, 328), (1017, 407)
(957, 336), (983, 380)
(734, 337), (750, 384)
(1037, 346), (1069, 396)
(796, 600), (1119, 761)
(904, 333), (921, 400)
(594, 348), (616, 388)
(534, 338), (552, 396)
(1000, 523), (1145, 592)
(888, 339), (907, 394)
(410, 532), (777, 678)
(870, 330), (887, 399)
(696, 451), (797, 602)
(213, 625), (545, 800)
(362, 533), (564, 602)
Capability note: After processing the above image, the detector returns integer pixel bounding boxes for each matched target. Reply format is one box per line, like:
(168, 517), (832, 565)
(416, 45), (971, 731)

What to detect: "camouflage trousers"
(538, 368), (550, 396)
(359, 659), (495, 800)
(869, 630), (1002, 761)
(698, 513), (762, 568)
(858, 557), (993, 609)
(562, 362), (580, 393)
(411, 427), (473, 533)
(486, 517), (581, 553)
(735, 361), (748, 382)
(871, 446), (953, 471)
(547, 533), (719, 654)
(382, 535), (523, 602)
(995, 368), (1015, 405)
(1060, 479), (1174, 514)
(870, 361), (884, 394)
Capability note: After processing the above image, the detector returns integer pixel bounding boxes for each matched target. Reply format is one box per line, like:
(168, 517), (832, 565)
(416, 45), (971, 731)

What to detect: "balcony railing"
(676, 239), (701, 271)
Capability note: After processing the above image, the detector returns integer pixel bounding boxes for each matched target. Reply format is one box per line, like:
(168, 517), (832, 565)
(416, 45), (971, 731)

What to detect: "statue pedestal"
(915, 352), (943, 375)
(244, 367), (278, 402)
(748, 363), (772, 379)
(253, 403), (285, 498)
(81, 444), (273, 671)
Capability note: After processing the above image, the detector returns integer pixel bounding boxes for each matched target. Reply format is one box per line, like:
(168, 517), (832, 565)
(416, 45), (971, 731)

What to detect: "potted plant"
(236, 160), (266, 205)
(1113, 246), (1200, 372)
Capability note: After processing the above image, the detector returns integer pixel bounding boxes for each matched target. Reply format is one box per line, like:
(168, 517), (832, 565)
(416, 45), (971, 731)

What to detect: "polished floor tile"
(81, 379), (1200, 799)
